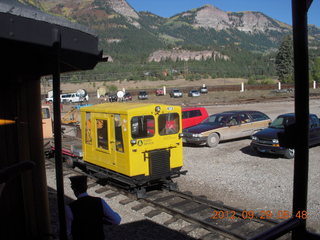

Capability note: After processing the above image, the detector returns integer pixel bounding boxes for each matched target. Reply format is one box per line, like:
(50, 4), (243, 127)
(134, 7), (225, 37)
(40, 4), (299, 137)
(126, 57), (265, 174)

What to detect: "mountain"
(17, 0), (320, 80)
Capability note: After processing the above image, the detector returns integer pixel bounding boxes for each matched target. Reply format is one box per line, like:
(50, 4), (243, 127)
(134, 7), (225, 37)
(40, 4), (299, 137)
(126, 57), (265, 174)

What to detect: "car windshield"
(202, 114), (228, 126)
(269, 116), (295, 129)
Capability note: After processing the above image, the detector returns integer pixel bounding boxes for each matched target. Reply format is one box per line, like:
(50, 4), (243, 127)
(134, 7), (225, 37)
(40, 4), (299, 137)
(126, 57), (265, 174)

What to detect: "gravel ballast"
(177, 99), (320, 233)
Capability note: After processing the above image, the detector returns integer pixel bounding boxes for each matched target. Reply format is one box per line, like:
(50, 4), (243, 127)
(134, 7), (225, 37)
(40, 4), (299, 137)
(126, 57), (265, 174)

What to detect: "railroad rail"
(45, 159), (290, 240)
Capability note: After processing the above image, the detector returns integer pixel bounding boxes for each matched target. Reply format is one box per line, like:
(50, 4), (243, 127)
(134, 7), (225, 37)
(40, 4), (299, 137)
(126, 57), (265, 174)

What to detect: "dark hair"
(70, 176), (87, 193)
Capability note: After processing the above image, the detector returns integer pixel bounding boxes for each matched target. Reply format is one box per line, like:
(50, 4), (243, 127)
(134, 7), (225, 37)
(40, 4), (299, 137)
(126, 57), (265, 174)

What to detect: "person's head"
(70, 175), (87, 197)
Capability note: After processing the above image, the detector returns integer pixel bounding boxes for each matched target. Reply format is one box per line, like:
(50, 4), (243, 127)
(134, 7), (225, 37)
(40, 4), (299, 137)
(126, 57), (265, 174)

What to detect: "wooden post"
(240, 82), (244, 92)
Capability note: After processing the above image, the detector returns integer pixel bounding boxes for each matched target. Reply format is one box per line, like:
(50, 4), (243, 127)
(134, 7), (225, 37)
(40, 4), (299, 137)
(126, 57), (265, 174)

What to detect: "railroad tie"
(228, 220), (248, 230)
(105, 192), (120, 199)
(144, 209), (162, 218)
(196, 195), (207, 199)
(95, 187), (109, 194)
(171, 199), (192, 208)
(119, 198), (136, 205)
(184, 205), (209, 215)
(201, 232), (224, 240)
(182, 191), (193, 195)
(87, 182), (97, 188)
(154, 195), (175, 203)
(163, 217), (178, 226)
(246, 224), (275, 238)
(179, 224), (199, 234)
(131, 203), (148, 211)
(145, 191), (162, 198)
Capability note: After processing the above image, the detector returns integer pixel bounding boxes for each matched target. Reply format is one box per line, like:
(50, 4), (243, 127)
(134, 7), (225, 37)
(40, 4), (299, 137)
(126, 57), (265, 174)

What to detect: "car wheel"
(206, 133), (220, 147)
(284, 148), (295, 159)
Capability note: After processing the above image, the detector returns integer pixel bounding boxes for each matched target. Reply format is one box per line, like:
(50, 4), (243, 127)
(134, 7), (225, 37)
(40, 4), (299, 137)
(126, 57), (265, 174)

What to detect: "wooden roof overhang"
(0, 0), (102, 76)
(0, 1), (103, 239)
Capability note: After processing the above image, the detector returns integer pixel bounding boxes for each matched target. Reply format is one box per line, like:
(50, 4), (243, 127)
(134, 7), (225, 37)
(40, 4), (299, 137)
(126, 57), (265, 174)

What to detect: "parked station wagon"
(183, 110), (271, 147)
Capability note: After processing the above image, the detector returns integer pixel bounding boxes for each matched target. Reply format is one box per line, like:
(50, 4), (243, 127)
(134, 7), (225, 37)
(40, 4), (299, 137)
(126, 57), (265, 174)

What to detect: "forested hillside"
(19, 0), (320, 83)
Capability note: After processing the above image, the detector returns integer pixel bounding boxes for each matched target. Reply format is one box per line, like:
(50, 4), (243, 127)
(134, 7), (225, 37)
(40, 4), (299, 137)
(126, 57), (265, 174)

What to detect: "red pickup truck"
(182, 107), (209, 129)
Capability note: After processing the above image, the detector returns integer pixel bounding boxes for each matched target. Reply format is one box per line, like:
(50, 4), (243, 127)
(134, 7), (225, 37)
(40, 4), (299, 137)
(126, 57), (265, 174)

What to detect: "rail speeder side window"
(96, 119), (108, 150)
(131, 115), (155, 138)
(114, 114), (124, 152)
(158, 113), (180, 135)
(85, 112), (92, 145)
(42, 107), (50, 119)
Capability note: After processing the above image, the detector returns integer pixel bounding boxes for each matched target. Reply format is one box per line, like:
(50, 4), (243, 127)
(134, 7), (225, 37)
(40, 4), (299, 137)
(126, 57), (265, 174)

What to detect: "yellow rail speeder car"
(80, 102), (186, 192)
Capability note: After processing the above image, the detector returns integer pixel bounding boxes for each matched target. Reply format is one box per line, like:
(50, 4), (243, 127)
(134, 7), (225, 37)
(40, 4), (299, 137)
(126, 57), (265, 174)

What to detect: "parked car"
(251, 113), (320, 159)
(123, 92), (132, 101)
(138, 91), (148, 100)
(155, 88), (165, 96)
(108, 93), (118, 102)
(183, 110), (271, 147)
(199, 86), (208, 94)
(45, 96), (53, 103)
(182, 107), (209, 129)
(60, 93), (83, 104)
(170, 89), (183, 98)
(188, 89), (200, 97)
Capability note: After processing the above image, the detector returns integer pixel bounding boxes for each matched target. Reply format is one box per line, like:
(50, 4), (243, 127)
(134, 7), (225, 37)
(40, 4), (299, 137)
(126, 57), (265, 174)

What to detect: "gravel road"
(176, 98), (320, 232)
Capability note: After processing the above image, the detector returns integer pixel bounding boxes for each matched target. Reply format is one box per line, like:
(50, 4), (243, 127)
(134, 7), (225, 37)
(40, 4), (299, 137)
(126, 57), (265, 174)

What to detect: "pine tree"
(311, 57), (320, 83)
(275, 35), (293, 83)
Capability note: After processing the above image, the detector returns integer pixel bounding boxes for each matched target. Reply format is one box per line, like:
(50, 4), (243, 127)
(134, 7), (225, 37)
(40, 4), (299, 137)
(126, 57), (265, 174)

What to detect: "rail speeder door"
(112, 114), (126, 171)
(88, 113), (116, 168)
(41, 106), (53, 139)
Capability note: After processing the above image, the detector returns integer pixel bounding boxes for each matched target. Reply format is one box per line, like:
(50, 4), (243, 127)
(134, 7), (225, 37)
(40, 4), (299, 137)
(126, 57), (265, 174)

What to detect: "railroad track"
(45, 159), (290, 240)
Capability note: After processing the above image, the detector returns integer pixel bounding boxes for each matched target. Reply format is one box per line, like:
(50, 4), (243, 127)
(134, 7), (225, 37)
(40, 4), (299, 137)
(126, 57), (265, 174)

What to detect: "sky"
(126, 0), (320, 27)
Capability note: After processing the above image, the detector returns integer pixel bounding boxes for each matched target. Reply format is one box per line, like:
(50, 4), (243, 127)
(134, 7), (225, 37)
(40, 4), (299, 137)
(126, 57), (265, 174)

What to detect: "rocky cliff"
(148, 49), (230, 62)
(178, 4), (290, 33)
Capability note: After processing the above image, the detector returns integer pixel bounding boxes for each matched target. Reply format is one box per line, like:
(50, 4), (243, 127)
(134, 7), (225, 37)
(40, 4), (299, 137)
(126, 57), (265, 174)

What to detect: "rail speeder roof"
(80, 102), (181, 115)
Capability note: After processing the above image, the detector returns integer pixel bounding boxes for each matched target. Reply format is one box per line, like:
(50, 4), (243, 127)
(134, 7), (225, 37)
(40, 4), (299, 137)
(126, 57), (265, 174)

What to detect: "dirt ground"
(42, 77), (311, 114)
(41, 78), (248, 95)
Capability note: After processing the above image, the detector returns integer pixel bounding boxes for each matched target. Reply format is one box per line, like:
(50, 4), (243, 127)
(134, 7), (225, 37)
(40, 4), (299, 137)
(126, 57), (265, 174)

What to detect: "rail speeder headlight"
(192, 133), (202, 138)
(130, 139), (137, 145)
(155, 106), (161, 113)
(251, 136), (257, 141)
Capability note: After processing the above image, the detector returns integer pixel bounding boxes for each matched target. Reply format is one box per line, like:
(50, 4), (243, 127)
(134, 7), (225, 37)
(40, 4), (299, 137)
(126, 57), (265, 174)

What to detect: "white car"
(188, 90), (200, 97)
(60, 93), (82, 103)
(45, 97), (53, 103)
(170, 89), (183, 98)
(45, 93), (87, 103)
